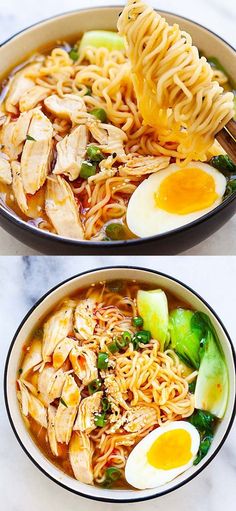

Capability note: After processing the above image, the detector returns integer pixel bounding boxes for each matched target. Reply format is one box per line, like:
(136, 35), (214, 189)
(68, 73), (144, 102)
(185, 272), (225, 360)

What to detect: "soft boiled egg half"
(125, 421), (200, 489)
(127, 162), (227, 237)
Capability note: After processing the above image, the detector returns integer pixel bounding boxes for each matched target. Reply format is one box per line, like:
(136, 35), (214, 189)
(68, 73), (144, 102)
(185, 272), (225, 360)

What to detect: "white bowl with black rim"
(0, 6), (236, 255)
(4, 266), (236, 502)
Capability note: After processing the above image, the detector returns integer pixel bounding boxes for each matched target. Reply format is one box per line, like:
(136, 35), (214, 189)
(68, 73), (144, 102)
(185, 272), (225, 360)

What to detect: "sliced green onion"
(132, 316), (144, 328)
(87, 144), (104, 163)
(88, 378), (102, 394)
(116, 331), (131, 350)
(60, 398), (68, 407)
(85, 86), (92, 96)
(132, 330), (151, 349)
(97, 352), (109, 370)
(26, 135), (36, 141)
(80, 161), (97, 179)
(105, 222), (126, 241)
(108, 341), (119, 354)
(102, 398), (110, 412)
(90, 107), (107, 123)
(69, 47), (79, 62)
(102, 466), (122, 487)
(18, 368), (23, 375)
(94, 412), (106, 427)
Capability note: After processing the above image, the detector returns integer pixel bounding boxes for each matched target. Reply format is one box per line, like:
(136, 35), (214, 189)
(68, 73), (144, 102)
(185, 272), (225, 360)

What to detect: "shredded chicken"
(19, 85), (50, 112)
(45, 176), (84, 239)
(123, 405), (157, 433)
(19, 338), (42, 378)
(104, 374), (129, 411)
(41, 299), (75, 366)
(74, 299), (96, 340)
(52, 337), (77, 370)
(88, 122), (127, 158)
(0, 155), (12, 185)
(53, 125), (88, 181)
(12, 109), (35, 146)
(48, 405), (58, 456)
(38, 365), (68, 406)
(18, 380), (47, 428)
(21, 109), (53, 194)
(69, 431), (93, 484)
(11, 161), (29, 215)
(5, 63), (41, 114)
(73, 391), (103, 433)
(0, 123), (23, 160)
(44, 93), (86, 120)
(55, 375), (81, 444)
(70, 346), (98, 385)
(118, 155), (170, 176)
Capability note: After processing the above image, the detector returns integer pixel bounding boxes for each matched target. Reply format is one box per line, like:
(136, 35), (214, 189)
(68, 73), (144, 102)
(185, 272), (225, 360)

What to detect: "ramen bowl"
(4, 266), (236, 502)
(0, 7), (235, 255)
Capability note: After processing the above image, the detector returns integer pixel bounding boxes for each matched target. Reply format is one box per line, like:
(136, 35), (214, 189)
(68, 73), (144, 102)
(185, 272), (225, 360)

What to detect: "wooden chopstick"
(216, 119), (236, 164)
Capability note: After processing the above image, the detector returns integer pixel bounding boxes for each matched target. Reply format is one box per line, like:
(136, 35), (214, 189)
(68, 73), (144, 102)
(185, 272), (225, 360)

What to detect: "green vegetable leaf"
(188, 409), (215, 433)
(194, 434), (213, 465)
(169, 309), (202, 369)
(188, 380), (196, 394)
(209, 155), (236, 176)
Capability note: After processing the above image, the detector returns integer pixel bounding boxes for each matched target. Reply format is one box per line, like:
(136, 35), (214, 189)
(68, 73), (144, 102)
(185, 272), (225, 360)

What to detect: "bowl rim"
(0, 5), (236, 249)
(4, 265), (236, 503)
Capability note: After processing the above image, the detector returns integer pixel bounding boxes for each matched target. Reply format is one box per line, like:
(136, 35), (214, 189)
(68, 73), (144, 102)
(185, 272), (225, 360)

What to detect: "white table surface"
(0, 255), (236, 510)
(0, 0), (235, 255)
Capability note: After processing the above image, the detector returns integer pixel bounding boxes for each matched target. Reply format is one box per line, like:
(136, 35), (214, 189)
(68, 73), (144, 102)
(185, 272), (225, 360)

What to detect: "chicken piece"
(88, 122), (127, 158)
(5, 64), (40, 114)
(69, 431), (93, 484)
(119, 155), (170, 176)
(73, 392), (103, 433)
(11, 161), (29, 215)
(47, 405), (58, 457)
(123, 406), (157, 433)
(38, 365), (57, 405)
(53, 125), (88, 181)
(11, 109), (35, 146)
(0, 123), (23, 160)
(52, 337), (77, 370)
(18, 380), (47, 428)
(21, 109), (53, 194)
(41, 299), (75, 365)
(20, 339), (42, 379)
(69, 346), (98, 385)
(104, 375), (129, 411)
(44, 94), (86, 120)
(55, 375), (81, 444)
(45, 176), (84, 239)
(19, 86), (50, 112)
(74, 299), (96, 340)
(48, 369), (69, 403)
(0, 155), (12, 185)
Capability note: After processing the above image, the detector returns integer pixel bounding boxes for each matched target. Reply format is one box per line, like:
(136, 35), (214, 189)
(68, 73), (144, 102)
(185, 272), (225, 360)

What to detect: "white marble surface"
(0, 256), (236, 510)
(0, 0), (236, 254)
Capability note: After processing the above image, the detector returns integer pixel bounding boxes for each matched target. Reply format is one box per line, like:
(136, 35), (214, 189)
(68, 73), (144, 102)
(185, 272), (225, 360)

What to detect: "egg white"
(125, 421), (200, 490)
(126, 162), (227, 238)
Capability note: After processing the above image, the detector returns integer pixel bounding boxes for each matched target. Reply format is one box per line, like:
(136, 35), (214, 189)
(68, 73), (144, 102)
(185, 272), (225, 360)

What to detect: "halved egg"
(125, 421), (200, 489)
(127, 162), (226, 237)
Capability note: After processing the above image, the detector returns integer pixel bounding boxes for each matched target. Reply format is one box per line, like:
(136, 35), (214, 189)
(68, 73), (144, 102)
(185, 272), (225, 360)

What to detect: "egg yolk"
(155, 167), (218, 215)
(147, 429), (192, 470)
